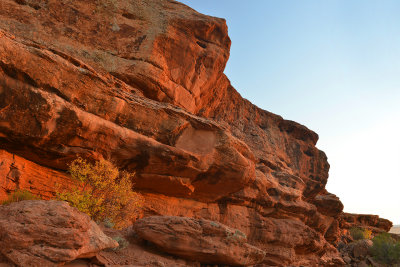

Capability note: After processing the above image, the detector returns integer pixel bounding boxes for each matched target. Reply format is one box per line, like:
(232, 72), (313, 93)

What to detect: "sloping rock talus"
(0, 0), (391, 266)
(0, 200), (117, 266)
(134, 216), (265, 266)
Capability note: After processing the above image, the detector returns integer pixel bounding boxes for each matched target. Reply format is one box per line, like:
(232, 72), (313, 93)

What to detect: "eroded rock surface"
(0, 200), (117, 266)
(134, 216), (265, 266)
(0, 149), (70, 200)
(0, 0), (392, 266)
(338, 239), (382, 267)
(0, 0), (230, 114)
(0, 29), (254, 203)
(339, 213), (393, 237)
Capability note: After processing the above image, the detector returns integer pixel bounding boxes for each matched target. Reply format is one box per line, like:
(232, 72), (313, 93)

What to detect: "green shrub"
(56, 158), (143, 229)
(350, 227), (372, 240)
(111, 236), (129, 251)
(370, 232), (400, 265)
(102, 217), (115, 229)
(226, 229), (247, 242)
(1, 190), (40, 205)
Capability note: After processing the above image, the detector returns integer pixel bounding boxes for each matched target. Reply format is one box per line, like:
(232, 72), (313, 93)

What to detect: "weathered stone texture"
(0, 1), (391, 266)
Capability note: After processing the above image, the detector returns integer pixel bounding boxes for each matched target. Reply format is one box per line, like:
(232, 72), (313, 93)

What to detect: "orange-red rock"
(340, 212), (393, 234)
(134, 216), (266, 266)
(0, 149), (70, 200)
(0, 0), (392, 266)
(0, 200), (117, 266)
(0, 29), (255, 203)
(0, 0), (229, 114)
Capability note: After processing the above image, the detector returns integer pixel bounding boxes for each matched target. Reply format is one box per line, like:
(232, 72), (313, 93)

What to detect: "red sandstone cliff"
(0, 0), (392, 266)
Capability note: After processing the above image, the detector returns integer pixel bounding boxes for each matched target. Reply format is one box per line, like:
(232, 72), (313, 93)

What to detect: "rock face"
(340, 213), (393, 233)
(0, 200), (118, 266)
(0, 0), (230, 115)
(0, 149), (70, 200)
(134, 216), (266, 266)
(0, 28), (254, 203)
(0, 0), (391, 266)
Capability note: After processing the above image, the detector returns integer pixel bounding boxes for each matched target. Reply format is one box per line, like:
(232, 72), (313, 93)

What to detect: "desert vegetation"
(56, 158), (143, 229)
(350, 227), (372, 240)
(111, 236), (129, 251)
(345, 227), (400, 265)
(1, 189), (40, 204)
(370, 232), (400, 265)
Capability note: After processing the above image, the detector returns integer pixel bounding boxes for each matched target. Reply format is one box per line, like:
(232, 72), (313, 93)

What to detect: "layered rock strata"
(340, 213), (393, 235)
(0, 0), (391, 266)
(0, 149), (70, 200)
(134, 216), (266, 266)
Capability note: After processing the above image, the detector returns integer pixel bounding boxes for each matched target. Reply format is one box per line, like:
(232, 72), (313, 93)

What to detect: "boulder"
(338, 239), (377, 267)
(353, 239), (373, 259)
(134, 216), (265, 266)
(342, 255), (351, 264)
(357, 261), (370, 267)
(0, 200), (118, 266)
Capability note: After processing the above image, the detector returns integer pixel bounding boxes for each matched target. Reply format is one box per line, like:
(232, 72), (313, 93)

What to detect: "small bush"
(350, 227), (372, 240)
(111, 236), (129, 251)
(1, 190), (40, 205)
(370, 232), (400, 265)
(56, 158), (143, 229)
(103, 217), (115, 229)
(226, 229), (247, 242)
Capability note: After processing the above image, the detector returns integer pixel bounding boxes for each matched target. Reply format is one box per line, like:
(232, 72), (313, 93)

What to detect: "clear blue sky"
(180, 0), (400, 224)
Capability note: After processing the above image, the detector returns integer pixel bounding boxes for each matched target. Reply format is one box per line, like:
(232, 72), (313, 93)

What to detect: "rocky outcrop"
(0, 0), (391, 266)
(0, 200), (117, 266)
(134, 216), (265, 266)
(335, 214), (394, 267)
(340, 213), (393, 234)
(339, 239), (376, 267)
(0, 0), (230, 115)
(0, 28), (254, 203)
(0, 25), (339, 265)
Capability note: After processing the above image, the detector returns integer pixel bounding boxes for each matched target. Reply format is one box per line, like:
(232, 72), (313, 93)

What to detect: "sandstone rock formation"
(0, 0), (392, 266)
(0, 28), (255, 203)
(134, 216), (266, 266)
(0, 149), (70, 200)
(340, 213), (393, 234)
(0, 200), (117, 266)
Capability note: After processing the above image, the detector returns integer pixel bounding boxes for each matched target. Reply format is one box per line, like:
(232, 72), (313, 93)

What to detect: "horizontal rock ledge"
(134, 215), (266, 266)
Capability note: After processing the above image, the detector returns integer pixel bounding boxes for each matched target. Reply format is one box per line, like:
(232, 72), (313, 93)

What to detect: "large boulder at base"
(338, 239), (375, 267)
(352, 239), (373, 259)
(0, 200), (118, 266)
(134, 216), (266, 266)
